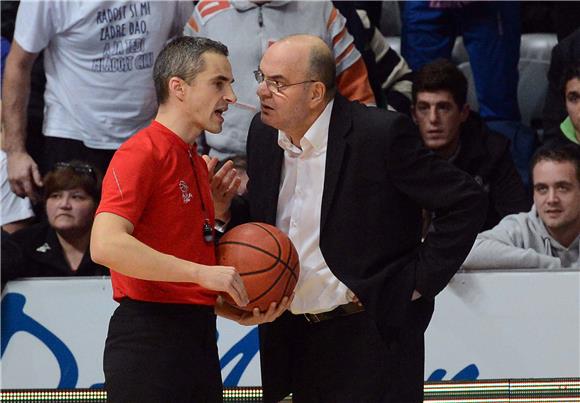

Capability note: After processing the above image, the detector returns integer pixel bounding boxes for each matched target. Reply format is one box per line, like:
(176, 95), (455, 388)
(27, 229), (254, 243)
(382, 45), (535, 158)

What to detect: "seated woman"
(2, 161), (108, 284)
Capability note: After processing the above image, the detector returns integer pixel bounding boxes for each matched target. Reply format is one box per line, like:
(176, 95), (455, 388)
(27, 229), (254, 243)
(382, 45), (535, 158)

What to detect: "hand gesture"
(203, 156), (241, 220)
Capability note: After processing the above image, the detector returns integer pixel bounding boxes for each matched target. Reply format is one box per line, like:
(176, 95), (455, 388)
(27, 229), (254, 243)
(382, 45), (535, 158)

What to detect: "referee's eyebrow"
(214, 74), (234, 84)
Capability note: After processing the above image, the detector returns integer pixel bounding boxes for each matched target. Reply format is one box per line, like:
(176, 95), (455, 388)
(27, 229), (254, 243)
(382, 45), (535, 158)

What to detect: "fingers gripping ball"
(217, 223), (300, 311)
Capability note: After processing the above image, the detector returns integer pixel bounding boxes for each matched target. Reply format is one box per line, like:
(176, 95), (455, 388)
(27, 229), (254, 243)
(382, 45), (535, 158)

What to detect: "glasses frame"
(253, 70), (316, 94)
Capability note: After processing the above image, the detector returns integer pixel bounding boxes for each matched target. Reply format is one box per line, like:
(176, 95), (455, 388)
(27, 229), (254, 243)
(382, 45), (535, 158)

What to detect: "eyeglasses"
(253, 70), (316, 94)
(53, 162), (97, 182)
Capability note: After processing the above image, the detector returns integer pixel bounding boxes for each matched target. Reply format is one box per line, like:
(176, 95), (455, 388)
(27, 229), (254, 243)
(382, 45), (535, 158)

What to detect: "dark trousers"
(401, 1), (521, 121)
(260, 298), (434, 403)
(103, 299), (223, 403)
(42, 137), (116, 177)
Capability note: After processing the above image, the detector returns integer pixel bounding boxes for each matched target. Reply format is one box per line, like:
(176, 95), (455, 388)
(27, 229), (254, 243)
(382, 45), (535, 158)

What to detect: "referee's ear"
(168, 76), (186, 102)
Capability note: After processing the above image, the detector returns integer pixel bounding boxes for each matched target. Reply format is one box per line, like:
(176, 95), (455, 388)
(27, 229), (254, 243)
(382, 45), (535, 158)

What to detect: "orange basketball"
(216, 222), (300, 311)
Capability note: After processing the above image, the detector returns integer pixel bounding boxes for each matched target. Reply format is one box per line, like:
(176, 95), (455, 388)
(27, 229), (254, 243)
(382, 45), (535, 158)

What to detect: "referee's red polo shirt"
(96, 121), (217, 305)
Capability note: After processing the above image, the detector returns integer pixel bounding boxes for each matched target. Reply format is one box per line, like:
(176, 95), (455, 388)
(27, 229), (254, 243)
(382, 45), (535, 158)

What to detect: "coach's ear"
(310, 81), (326, 107)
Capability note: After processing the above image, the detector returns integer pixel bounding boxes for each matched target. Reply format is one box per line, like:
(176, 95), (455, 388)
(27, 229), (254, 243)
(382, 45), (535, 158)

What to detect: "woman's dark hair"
(43, 160), (102, 203)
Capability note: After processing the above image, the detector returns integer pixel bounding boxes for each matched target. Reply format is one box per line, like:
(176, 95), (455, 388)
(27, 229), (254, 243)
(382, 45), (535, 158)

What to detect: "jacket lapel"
(321, 96), (352, 229)
(263, 126), (284, 225)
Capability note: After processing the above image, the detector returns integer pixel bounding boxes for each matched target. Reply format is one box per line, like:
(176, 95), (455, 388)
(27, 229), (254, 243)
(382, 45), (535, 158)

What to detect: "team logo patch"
(36, 243), (51, 253)
(179, 180), (193, 204)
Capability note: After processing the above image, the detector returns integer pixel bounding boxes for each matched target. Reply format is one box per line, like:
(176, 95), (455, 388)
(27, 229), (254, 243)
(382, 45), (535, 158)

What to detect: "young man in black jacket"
(412, 59), (530, 231)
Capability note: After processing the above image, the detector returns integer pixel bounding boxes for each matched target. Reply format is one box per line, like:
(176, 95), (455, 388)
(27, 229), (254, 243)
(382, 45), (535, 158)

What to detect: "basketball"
(216, 222), (300, 311)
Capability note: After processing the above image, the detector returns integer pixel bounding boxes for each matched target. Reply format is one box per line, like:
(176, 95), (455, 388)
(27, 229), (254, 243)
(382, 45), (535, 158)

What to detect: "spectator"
(521, 2), (580, 41)
(332, 1), (414, 114)
(2, 35), (35, 233)
(544, 64), (580, 148)
(183, 0), (375, 160)
(2, 161), (108, 285)
(1, 1), (46, 178)
(1, 150), (34, 234)
(464, 145), (580, 269)
(543, 28), (580, 135)
(225, 34), (486, 403)
(401, 1), (536, 188)
(402, 1), (521, 124)
(412, 59), (530, 231)
(1, 1), (193, 203)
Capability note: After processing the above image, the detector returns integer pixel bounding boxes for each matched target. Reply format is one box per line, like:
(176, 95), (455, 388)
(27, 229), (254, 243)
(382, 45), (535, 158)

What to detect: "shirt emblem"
(36, 243), (51, 253)
(179, 180), (193, 204)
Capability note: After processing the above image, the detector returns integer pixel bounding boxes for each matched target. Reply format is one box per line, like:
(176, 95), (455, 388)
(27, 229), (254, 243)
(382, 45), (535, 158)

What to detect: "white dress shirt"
(276, 100), (352, 314)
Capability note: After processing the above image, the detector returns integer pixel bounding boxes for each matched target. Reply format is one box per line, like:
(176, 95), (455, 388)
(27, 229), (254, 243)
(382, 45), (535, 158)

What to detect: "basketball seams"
(246, 225), (299, 306)
(217, 222), (300, 310)
(248, 259), (294, 304)
(217, 241), (298, 279)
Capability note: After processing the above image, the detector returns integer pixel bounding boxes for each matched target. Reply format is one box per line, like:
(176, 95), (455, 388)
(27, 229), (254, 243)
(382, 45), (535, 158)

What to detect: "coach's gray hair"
(153, 36), (229, 104)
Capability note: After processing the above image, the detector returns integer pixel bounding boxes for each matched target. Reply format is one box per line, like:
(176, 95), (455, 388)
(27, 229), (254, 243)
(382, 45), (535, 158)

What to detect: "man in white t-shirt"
(2, 1), (192, 202)
(183, 0), (376, 161)
(1, 150), (34, 233)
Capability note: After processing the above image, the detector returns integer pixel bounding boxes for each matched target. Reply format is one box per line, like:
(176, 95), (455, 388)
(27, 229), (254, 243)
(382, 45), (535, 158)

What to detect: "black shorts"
(103, 298), (222, 403)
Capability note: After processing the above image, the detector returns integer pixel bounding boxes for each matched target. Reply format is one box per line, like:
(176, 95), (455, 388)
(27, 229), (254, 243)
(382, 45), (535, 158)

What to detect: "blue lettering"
(427, 364), (480, 381)
(219, 328), (260, 387)
(1, 293), (79, 388)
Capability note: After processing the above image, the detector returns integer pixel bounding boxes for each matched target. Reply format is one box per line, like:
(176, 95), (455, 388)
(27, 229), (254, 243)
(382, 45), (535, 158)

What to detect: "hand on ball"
(196, 264), (249, 307)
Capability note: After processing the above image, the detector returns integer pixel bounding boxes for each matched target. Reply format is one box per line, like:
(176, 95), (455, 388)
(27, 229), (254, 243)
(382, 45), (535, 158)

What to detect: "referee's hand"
(195, 265), (249, 307)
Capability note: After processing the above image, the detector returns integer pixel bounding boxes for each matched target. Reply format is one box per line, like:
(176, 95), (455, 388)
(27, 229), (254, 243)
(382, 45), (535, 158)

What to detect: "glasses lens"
(254, 71), (279, 93)
(266, 80), (279, 94)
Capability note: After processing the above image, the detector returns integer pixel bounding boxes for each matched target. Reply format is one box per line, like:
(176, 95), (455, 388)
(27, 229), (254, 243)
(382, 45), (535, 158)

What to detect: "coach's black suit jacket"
(232, 95), (487, 401)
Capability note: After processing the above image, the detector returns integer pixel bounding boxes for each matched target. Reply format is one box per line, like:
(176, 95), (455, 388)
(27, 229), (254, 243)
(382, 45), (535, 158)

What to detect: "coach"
(221, 34), (487, 403)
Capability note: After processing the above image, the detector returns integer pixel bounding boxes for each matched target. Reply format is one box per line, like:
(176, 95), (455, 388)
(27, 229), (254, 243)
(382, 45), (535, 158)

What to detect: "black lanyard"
(188, 149), (213, 243)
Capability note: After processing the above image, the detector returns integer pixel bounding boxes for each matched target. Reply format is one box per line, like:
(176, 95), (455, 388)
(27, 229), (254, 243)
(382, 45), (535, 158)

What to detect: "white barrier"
(425, 270), (579, 381)
(1, 271), (579, 388)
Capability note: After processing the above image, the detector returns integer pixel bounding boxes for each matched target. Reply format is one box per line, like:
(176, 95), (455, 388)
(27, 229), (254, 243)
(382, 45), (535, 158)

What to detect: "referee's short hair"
(153, 36), (229, 105)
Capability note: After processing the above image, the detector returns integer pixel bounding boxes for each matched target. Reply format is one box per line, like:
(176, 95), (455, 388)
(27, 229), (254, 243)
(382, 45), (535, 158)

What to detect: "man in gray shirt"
(464, 144), (580, 269)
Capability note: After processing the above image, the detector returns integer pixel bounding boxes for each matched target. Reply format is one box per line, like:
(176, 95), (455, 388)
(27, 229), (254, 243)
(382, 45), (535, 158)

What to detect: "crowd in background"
(1, 0), (579, 283)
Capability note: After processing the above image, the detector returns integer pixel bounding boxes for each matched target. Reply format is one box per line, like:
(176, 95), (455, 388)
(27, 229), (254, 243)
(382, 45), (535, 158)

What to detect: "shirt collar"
(277, 99), (334, 156)
(152, 120), (197, 155)
(560, 116), (580, 145)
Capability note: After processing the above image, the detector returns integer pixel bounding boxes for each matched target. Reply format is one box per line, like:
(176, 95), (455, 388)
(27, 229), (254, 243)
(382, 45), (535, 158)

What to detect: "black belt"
(303, 302), (365, 323)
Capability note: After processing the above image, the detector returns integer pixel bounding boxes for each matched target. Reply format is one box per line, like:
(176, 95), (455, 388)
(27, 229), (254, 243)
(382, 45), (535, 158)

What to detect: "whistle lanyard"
(188, 149), (213, 243)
